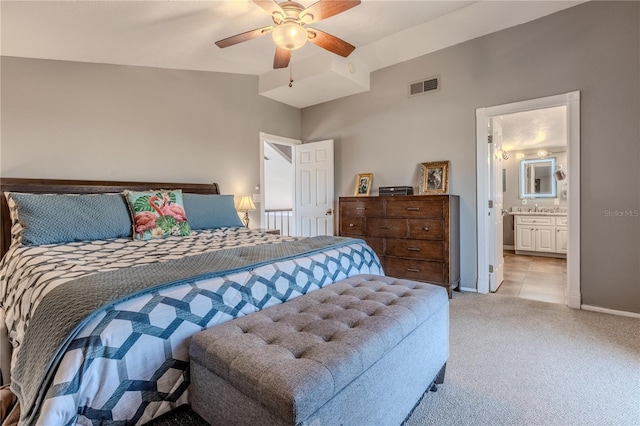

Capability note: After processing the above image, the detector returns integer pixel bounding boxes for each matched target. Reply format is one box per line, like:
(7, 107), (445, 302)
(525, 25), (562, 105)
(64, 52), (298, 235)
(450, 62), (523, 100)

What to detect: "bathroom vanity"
(512, 212), (567, 257)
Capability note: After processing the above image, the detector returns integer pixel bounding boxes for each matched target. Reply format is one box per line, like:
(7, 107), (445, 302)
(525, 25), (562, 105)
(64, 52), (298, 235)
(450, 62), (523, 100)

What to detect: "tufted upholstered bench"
(189, 274), (449, 426)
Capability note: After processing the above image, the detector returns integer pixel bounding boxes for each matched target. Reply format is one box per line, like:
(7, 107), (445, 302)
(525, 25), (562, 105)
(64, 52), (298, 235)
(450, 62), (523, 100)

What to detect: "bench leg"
(434, 363), (446, 385)
(428, 363), (447, 392)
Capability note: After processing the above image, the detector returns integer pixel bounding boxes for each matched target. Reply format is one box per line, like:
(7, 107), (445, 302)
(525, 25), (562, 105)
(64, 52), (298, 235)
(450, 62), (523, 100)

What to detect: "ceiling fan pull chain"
(289, 62), (293, 88)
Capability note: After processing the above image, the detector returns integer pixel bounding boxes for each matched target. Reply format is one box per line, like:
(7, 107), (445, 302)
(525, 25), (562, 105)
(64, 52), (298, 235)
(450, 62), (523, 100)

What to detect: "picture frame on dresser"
(419, 161), (450, 195)
(354, 173), (373, 196)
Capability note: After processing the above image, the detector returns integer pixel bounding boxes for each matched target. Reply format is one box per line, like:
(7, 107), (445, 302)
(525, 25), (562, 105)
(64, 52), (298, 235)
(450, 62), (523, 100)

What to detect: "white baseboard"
(503, 245), (515, 250)
(581, 304), (640, 319)
(459, 286), (477, 293)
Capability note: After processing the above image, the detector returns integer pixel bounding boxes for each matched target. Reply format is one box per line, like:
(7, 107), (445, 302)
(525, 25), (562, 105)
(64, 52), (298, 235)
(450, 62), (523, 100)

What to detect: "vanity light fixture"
(554, 164), (567, 181)
(516, 153), (525, 160)
(537, 149), (549, 159)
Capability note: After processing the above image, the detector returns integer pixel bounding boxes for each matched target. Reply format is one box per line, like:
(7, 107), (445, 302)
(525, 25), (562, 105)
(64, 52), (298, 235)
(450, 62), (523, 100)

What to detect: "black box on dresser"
(379, 186), (414, 196)
(338, 195), (460, 298)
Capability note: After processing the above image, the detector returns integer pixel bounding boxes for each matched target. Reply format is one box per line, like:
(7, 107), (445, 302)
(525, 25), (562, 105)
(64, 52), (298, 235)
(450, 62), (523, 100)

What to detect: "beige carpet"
(405, 292), (640, 426)
(150, 292), (640, 426)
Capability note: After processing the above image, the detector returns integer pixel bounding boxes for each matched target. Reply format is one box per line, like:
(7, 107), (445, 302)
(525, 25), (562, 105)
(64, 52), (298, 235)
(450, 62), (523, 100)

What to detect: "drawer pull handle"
(355, 207), (366, 210)
(407, 247), (421, 252)
(406, 268), (420, 273)
(379, 226), (391, 230)
(407, 207), (420, 211)
(349, 223), (355, 227)
(423, 227), (430, 231)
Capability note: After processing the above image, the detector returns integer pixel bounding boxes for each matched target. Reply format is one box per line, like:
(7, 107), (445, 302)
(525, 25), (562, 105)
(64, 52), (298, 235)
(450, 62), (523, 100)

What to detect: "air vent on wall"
(409, 76), (440, 97)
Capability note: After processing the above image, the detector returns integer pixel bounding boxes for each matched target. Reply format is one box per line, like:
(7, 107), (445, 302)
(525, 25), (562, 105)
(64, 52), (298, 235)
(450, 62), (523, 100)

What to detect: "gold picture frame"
(420, 161), (450, 195)
(354, 173), (373, 196)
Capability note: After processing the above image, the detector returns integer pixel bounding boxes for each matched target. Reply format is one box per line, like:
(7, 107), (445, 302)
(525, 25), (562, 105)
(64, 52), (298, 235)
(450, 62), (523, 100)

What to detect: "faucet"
(534, 204), (538, 212)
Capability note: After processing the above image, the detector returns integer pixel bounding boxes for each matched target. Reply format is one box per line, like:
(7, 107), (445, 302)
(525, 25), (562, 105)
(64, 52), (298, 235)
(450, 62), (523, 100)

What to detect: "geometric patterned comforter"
(0, 228), (383, 425)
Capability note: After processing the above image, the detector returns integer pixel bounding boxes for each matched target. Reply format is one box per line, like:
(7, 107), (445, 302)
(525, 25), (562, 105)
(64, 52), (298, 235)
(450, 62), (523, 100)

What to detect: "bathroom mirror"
(519, 158), (557, 198)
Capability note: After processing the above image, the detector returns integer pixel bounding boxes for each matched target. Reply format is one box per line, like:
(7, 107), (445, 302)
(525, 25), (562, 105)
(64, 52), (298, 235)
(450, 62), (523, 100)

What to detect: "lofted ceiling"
(1, 0), (585, 108)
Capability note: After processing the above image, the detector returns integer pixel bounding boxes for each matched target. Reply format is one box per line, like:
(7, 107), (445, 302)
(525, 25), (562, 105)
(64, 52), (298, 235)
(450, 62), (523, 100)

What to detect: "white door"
(489, 120), (505, 292)
(294, 140), (335, 237)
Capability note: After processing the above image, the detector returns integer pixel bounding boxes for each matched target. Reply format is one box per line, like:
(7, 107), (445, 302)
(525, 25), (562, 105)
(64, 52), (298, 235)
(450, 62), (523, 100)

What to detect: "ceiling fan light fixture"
(272, 21), (308, 50)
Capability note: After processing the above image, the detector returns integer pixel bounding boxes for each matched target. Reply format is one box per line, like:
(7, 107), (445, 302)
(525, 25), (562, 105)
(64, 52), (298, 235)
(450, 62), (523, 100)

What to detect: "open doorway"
(260, 133), (300, 236)
(259, 133), (335, 237)
(476, 92), (581, 309)
(495, 107), (568, 304)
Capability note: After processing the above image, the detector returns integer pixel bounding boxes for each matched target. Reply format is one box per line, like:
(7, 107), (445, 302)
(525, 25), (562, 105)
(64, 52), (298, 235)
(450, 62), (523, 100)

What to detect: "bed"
(0, 178), (383, 425)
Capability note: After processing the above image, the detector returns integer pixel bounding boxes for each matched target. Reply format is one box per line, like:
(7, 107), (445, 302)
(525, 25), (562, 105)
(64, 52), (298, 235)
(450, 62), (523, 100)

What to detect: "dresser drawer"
(384, 257), (445, 284)
(362, 237), (383, 257)
(367, 218), (407, 237)
(386, 200), (444, 218)
(340, 216), (365, 236)
(408, 219), (444, 240)
(340, 200), (384, 217)
(515, 215), (554, 225)
(385, 239), (444, 261)
(555, 216), (568, 226)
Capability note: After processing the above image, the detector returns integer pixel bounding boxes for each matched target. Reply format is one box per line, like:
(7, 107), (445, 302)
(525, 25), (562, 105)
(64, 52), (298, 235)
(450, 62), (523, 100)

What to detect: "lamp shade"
(272, 22), (308, 50)
(237, 196), (256, 212)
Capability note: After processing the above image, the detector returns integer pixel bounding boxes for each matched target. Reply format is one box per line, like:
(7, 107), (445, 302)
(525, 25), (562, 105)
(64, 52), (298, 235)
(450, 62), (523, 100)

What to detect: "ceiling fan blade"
(253, 0), (285, 17)
(307, 28), (355, 57)
(300, 0), (361, 25)
(273, 47), (291, 69)
(215, 26), (273, 48)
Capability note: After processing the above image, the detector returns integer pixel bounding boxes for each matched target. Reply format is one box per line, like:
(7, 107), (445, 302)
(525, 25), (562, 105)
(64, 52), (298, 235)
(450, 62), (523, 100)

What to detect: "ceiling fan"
(215, 0), (361, 69)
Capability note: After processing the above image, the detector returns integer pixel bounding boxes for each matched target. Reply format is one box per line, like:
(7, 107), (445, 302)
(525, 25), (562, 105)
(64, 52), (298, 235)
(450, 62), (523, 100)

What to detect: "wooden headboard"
(0, 178), (221, 259)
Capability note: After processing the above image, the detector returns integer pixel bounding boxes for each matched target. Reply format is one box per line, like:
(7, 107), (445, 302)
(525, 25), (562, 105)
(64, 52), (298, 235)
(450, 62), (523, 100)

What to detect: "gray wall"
(0, 57), (301, 226)
(302, 1), (640, 313)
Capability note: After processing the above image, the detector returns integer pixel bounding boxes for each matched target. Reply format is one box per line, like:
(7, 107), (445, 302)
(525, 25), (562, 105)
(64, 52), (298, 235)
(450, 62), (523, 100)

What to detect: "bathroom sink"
(509, 211), (567, 216)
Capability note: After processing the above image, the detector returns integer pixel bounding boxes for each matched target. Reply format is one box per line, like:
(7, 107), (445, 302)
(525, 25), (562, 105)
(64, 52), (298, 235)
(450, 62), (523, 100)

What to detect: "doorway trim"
(475, 92), (581, 309)
(259, 132), (301, 230)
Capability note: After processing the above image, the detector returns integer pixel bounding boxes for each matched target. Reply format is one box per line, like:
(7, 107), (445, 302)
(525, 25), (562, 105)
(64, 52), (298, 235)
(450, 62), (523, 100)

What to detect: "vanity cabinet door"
(535, 226), (556, 252)
(556, 227), (568, 253)
(516, 226), (535, 251)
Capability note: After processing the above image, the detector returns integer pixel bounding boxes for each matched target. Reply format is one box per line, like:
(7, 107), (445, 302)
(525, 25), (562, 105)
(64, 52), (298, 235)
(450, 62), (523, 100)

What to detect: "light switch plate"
(252, 194), (260, 203)
(554, 198), (560, 205)
(521, 199), (528, 205)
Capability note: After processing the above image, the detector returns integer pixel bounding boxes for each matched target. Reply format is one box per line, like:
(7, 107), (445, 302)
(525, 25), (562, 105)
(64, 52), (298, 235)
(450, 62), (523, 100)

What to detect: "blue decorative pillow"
(182, 193), (244, 230)
(6, 192), (133, 246)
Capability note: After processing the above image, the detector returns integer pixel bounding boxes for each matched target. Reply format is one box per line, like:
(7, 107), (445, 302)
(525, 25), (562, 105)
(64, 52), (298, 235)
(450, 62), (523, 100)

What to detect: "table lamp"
(237, 196), (256, 227)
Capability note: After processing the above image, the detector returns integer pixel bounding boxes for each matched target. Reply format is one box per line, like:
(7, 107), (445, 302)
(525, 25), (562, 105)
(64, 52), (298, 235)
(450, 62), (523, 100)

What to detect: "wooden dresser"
(338, 195), (460, 297)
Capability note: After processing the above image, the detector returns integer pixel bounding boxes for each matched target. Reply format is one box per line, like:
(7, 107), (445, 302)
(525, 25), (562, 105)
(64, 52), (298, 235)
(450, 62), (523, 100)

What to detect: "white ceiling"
(500, 106), (567, 152)
(1, 0), (586, 108)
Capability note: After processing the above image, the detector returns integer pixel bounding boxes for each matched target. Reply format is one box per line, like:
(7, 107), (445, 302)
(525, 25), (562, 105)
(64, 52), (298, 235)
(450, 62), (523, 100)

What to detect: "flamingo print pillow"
(124, 190), (191, 240)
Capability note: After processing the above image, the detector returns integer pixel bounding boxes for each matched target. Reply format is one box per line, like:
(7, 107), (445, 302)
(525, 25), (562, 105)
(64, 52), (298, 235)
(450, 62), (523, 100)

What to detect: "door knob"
(326, 209), (333, 216)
